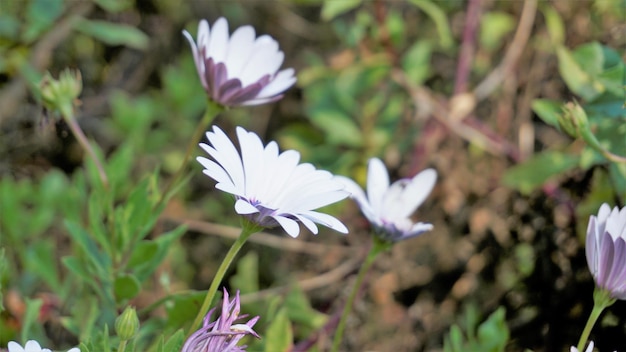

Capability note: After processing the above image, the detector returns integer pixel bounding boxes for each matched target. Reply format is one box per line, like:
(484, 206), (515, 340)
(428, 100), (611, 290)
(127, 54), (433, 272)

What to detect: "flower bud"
(115, 306), (140, 341)
(39, 68), (82, 117)
(558, 101), (589, 138)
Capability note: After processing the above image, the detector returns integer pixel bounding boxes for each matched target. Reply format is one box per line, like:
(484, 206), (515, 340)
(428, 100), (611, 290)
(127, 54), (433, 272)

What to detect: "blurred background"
(1, 0), (625, 351)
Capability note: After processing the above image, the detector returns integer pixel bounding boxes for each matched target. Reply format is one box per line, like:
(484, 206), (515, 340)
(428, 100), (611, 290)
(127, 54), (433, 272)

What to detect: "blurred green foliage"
(444, 306), (509, 352)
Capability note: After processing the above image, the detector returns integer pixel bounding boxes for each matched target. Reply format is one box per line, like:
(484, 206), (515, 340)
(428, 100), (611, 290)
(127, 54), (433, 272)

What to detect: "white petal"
(197, 19), (210, 53)
(383, 168), (437, 219)
(299, 211), (349, 234)
(272, 215), (301, 237)
(239, 38), (281, 85)
(255, 68), (297, 99)
(237, 127), (265, 197)
(366, 158), (390, 217)
(293, 213), (320, 234)
(224, 25), (256, 77)
(7, 341), (25, 352)
(235, 199), (260, 214)
(203, 127), (245, 191)
(207, 17), (229, 63)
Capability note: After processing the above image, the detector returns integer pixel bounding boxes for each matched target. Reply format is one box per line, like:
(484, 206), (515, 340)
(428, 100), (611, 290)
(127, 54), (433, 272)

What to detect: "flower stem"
(60, 104), (109, 189)
(117, 340), (127, 352)
(186, 218), (262, 338)
(577, 287), (616, 351)
(155, 100), (223, 211)
(331, 236), (390, 352)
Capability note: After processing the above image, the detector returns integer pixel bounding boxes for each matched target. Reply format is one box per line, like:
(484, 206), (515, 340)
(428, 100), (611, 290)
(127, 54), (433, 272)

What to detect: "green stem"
(155, 101), (223, 211)
(331, 236), (391, 352)
(60, 104), (109, 190)
(186, 219), (263, 338)
(577, 287), (616, 351)
(117, 340), (127, 352)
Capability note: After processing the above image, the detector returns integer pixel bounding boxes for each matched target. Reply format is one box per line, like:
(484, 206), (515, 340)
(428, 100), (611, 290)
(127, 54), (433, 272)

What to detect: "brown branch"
(473, 0), (538, 101)
(162, 216), (352, 257)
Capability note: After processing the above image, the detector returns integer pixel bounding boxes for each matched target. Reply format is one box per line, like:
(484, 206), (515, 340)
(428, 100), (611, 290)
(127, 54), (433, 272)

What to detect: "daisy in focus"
(197, 125), (349, 237)
(335, 157), (437, 242)
(182, 289), (259, 352)
(183, 17), (296, 107)
(7, 340), (79, 352)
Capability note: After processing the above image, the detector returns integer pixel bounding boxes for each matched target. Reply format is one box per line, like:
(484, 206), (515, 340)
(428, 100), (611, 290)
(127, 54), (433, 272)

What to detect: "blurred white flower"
(586, 203), (626, 300)
(571, 341), (594, 352)
(336, 158), (436, 242)
(7, 340), (79, 352)
(183, 17), (296, 106)
(197, 126), (349, 237)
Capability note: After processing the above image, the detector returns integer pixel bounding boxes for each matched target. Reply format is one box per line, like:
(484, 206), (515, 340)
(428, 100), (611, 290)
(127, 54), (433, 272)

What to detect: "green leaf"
(321, 0), (362, 20)
(23, 0), (64, 42)
(161, 329), (185, 352)
(65, 220), (111, 276)
(479, 12), (515, 50)
(476, 308), (508, 351)
(609, 163), (626, 202)
(540, 5), (564, 45)
(264, 308), (293, 352)
(130, 225), (186, 282)
(556, 46), (599, 101)
(408, 0), (454, 49)
(74, 19), (149, 50)
(63, 256), (96, 286)
(285, 285), (327, 332)
(310, 110), (363, 147)
(402, 40), (433, 85)
(26, 241), (61, 292)
(502, 151), (580, 194)
(93, 0), (133, 12)
(21, 298), (43, 342)
(229, 251), (259, 294)
(114, 273), (141, 302)
(531, 99), (562, 128)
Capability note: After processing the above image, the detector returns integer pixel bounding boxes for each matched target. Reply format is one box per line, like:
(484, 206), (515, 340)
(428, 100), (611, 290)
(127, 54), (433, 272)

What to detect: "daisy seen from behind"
(183, 17), (296, 107)
(335, 157), (437, 242)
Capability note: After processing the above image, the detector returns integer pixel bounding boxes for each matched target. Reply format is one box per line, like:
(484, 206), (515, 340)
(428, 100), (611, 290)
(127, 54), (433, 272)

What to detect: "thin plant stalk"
(155, 100), (224, 210)
(60, 105), (109, 189)
(331, 236), (390, 352)
(576, 287), (616, 351)
(186, 218), (263, 338)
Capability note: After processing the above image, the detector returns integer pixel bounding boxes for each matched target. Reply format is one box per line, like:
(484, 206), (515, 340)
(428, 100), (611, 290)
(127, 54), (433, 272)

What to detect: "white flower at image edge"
(197, 126), (349, 237)
(183, 17), (296, 106)
(571, 341), (594, 352)
(336, 158), (437, 242)
(7, 340), (79, 352)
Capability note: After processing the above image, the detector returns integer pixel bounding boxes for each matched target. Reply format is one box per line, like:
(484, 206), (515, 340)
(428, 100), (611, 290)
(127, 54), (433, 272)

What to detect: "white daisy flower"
(336, 158), (437, 242)
(7, 340), (79, 352)
(197, 126), (349, 238)
(183, 17), (296, 107)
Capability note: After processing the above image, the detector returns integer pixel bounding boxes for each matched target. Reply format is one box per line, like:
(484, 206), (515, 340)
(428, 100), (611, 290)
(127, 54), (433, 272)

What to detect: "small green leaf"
(74, 19), (149, 50)
(408, 0), (454, 49)
(402, 40), (433, 85)
(21, 298), (43, 343)
(479, 12), (515, 50)
(23, 0), (64, 42)
(532, 99), (562, 128)
(229, 251), (259, 294)
(264, 308), (293, 352)
(114, 273), (141, 302)
(321, 0), (362, 21)
(162, 330), (185, 352)
(540, 5), (564, 45)
(556, 46), (600, 101)
(310, 110), (363, 147)
(502, 151), (580, 194)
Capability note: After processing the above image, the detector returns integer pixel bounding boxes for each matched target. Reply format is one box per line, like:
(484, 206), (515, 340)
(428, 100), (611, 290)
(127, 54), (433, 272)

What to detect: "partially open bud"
(39, 68), (82, 117)
(115, 306), (140, 342)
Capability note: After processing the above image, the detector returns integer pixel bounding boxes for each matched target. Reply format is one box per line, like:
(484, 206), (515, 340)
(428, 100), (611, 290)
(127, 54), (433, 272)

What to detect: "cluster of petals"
(197, 126), (349, 238)
(7, 340), (79, 352)
(183, 17), (296, 106)
(585, 203), (626, 300)
(181, 289), (259, 352)
(335, 158), (437, 242)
